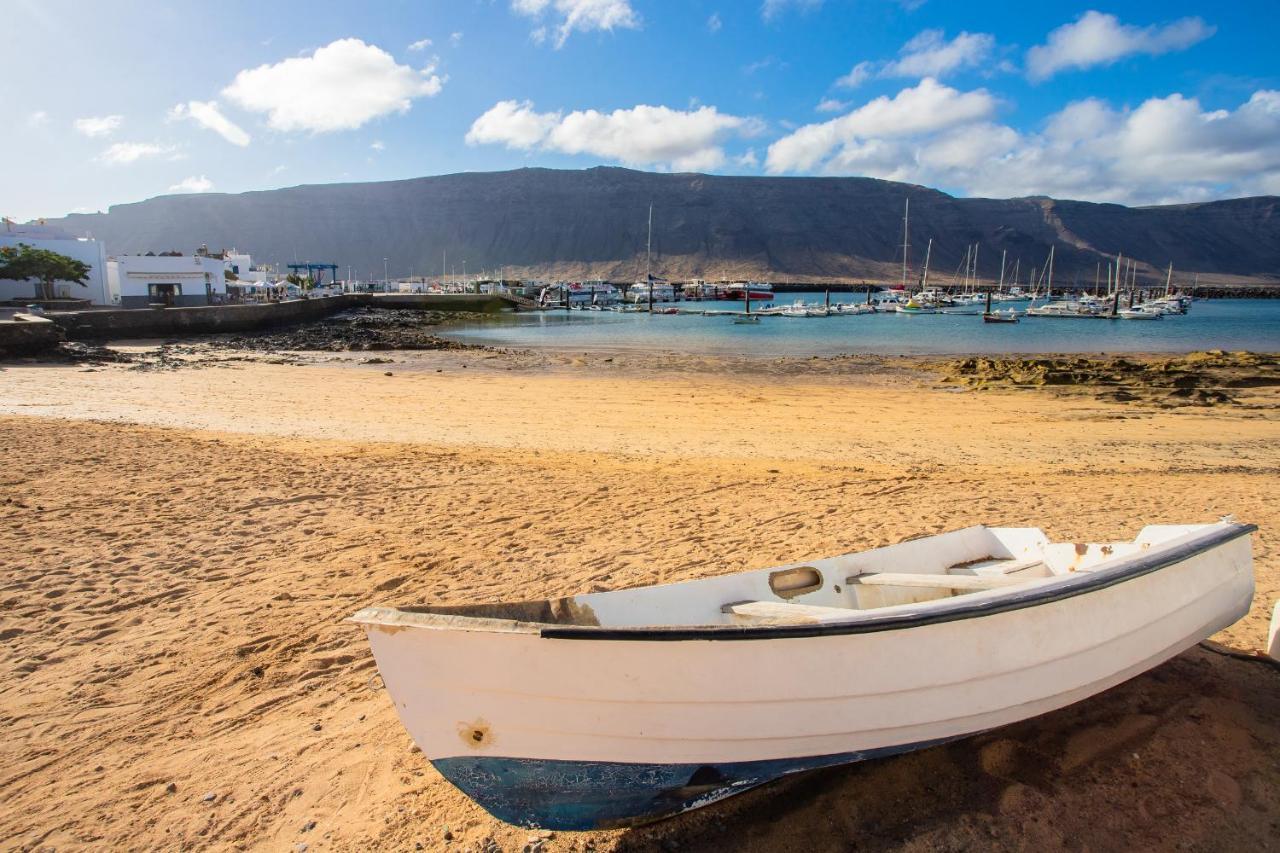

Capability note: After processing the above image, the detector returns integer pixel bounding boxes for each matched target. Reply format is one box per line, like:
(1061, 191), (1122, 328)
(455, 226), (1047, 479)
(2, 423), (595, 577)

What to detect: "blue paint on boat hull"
(431, 737), (956, 830)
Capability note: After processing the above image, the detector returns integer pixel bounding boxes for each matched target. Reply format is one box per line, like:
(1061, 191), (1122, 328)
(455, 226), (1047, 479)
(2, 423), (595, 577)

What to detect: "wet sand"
(1, 347), (1278, 851)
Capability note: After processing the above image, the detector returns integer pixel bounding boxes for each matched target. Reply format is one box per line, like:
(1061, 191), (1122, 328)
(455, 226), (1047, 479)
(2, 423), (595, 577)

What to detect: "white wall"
(110, 254), (227, 306)
(0, 224), (111, 304)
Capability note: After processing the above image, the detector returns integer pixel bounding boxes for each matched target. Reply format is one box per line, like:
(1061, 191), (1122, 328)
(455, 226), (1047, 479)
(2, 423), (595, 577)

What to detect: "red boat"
(725, 281), (774, 301)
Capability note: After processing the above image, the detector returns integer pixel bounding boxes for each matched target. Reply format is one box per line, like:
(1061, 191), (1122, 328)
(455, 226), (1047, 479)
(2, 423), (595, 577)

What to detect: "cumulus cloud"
(370, 140), (385, 151)
(882, 29), (995, 78)
(97, 141), (177, 165)
(467, 100), (760, 172)
(168, 175), (214, 193)
(761, 0), (822, 22)
(1027, 11), (1215, 82)
(707, 12), (721, 33)
(408, 38), (432, 51)
(466, 99), (563, 149)
(816, 98), (850, 113)
(512, 0), (639, 49)
(222, 38), (444, 133)
(74, 115), (123, 138)
(26, 111), (48, 128)
(766, 78), (997, 174)
(770, 83), (1280, 205)
(168, 101), (251, 147)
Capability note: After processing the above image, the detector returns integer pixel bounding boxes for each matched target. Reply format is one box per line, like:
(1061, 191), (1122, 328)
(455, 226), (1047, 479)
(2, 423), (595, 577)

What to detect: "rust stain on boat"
(458, 719), (494, 749)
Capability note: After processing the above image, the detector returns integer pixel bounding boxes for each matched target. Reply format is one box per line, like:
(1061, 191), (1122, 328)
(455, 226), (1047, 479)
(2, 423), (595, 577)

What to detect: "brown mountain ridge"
(44, 166), (1280, 287)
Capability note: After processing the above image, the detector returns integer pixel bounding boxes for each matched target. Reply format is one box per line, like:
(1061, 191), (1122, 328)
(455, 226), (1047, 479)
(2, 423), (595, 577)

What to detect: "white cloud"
(734, 149), (759, 168)
(466, 100), (562, 149)
(97, 142), (176, 165)
(707, 12), (722, 33)
(168, 175), (214, 193)
(26, 111), (48, 128)
(168, 101), (251, 147)
(882, 29), (995, 78)
(816, 98), (850, 113)
(73, 115), (123, 138)
(467, 100), (760, 172)
(370, 140), (385, 151)
(511, 0), (638, 49)
(450, 31), (463, 46)
(222, 38), (444, 133)
(761, 0), (822, 21)
(771, 84), (1280, 205)
(408, 38), (433, 51)
(766, 78), (997, 174)
(835, 61), (873, 89)
(1027, 11), (1215, 82)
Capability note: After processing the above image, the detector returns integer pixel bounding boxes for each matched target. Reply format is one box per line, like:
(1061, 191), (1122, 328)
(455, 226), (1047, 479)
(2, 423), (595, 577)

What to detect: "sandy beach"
(2, 345), (1278, 851)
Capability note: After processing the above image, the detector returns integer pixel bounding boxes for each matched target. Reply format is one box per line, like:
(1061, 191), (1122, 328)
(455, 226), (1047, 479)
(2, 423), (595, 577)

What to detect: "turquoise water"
(443, 295), (1280, 356)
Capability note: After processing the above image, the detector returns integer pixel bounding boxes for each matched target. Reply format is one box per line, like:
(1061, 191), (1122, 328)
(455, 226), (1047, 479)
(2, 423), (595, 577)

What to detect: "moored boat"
(352, 519), (1255, 831)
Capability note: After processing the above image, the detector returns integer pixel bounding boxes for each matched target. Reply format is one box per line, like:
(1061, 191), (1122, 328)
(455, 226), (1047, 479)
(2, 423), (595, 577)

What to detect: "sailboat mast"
(998, 249), (1006, 291)
(901, 198), (911, 290)
(1046, 245), (1054, 299)
(1165, 262), (1173, 296)
(646, 202), (653, 314)
(921, 237), (932, 290)
(972, 244), (980, 293)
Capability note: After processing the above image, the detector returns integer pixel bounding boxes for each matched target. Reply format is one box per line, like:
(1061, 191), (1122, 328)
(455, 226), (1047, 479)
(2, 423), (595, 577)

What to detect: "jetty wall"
(45, 293), (513, 341)
(0, 316), (65, 355)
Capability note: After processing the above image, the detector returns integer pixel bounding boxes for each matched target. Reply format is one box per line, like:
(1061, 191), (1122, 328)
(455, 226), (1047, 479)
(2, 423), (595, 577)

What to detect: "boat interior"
(395, 524), (1215, 629)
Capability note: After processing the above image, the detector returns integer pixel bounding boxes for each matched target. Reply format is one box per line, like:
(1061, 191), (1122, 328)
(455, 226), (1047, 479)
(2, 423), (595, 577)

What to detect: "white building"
(223, 250), (269, 284)
(108, 254), (227, 308)
(0, 222), (112, 305)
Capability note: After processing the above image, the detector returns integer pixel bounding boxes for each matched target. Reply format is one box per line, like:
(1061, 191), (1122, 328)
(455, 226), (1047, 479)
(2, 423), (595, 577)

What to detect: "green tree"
(0, 243), (91, 301)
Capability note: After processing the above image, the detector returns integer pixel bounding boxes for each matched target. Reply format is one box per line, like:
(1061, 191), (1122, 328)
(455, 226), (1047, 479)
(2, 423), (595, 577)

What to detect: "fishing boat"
(352, 519), (1255, 831)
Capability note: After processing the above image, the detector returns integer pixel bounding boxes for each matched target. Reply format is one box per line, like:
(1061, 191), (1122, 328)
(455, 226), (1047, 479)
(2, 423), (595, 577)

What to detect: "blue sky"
(4, 0), (1279, 221)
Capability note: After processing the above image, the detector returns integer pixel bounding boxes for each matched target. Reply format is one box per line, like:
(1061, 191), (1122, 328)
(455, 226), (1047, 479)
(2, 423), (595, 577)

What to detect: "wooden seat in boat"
(722, 600), (852, 625)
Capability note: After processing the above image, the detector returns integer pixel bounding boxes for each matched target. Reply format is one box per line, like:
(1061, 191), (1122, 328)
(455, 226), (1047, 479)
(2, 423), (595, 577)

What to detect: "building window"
(148, 282), (181, 306)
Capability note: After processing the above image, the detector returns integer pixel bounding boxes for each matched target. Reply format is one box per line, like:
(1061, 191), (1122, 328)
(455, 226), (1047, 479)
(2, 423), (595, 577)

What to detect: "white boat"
(1116, 306), (1164, 320)
(629, 281), (676, 303)
(779, 298), (824, 317)
(353, 519), (1255, 831)
(832, 301), (876, 315)
(1024, 300), (1100, 318)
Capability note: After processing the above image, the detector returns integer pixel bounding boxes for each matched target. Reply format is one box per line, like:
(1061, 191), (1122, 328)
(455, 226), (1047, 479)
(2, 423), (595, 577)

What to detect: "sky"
(3, 0), (1279, 221)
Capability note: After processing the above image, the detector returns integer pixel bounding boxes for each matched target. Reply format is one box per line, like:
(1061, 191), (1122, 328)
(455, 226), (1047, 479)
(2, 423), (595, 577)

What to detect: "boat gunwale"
(350, 523), (1255, 641)
(538, 522), (1256, 642)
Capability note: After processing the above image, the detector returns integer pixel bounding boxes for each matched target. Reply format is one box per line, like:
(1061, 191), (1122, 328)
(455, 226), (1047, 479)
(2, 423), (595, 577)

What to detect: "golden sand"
(1, 349), (1277, 851)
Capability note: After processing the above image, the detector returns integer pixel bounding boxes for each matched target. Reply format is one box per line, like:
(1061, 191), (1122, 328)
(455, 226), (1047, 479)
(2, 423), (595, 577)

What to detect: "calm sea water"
(442, 294), (1280, 356)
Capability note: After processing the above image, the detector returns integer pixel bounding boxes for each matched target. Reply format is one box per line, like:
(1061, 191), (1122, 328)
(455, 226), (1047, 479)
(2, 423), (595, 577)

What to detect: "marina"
(443, 294), (1280, 356)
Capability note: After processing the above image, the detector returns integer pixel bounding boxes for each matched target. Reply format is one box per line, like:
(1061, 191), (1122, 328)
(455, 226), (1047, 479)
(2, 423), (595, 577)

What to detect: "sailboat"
(895, 202), (937, 315)
(630, 204), (674, 306)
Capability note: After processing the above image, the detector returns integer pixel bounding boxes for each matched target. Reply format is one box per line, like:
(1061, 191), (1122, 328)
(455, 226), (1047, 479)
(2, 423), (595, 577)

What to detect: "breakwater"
(44, 293), (512, 342)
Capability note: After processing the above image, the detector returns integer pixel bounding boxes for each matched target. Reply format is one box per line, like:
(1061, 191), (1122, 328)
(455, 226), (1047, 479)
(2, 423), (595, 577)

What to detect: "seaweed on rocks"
(203, 307), (487, 353)
(934, 351), (1280, 408)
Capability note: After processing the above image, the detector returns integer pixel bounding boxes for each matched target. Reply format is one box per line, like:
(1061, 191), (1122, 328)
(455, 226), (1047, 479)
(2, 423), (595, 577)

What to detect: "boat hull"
(355, 525), (1253, 830)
